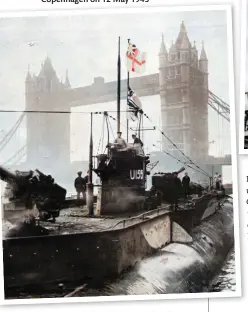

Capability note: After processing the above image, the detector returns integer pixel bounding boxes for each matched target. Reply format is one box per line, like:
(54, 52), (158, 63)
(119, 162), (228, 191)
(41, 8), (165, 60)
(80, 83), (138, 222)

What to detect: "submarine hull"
(87, 198), (234, 296)
(3, 196), (232, 296)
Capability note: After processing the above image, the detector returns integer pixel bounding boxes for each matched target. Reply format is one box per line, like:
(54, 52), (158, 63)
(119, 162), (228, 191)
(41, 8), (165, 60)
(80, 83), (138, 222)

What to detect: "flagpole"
(127, 38), (130, 142)
(87, 112), (94, 216)
(117, 36), (121, 133)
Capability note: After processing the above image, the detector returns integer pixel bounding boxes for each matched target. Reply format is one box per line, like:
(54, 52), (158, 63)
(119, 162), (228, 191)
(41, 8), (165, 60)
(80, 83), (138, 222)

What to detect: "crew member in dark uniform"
(245, 110), (248, 131)
(132, 134), (143, 147)
(113, 132), (127, 150)
(132, 134), (144, 155)
(84, 171), (89, 184)
(74, 171), (86, 204)
(172, 172), (182, 211)
(96, 157), (110, 182)
(182, 172), (190, 199)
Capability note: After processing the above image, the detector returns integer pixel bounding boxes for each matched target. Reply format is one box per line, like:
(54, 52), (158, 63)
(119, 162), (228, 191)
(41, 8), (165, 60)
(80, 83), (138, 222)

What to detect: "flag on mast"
(127, 86), (142, 121)
(126, 42), (146, 74)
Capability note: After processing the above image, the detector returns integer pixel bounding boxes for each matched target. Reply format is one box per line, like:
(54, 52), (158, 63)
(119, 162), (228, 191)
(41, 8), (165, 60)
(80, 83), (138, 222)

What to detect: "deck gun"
(0, 166), (67, 222)
(151, 167), (185, 201)
(151, 167), (205, 201)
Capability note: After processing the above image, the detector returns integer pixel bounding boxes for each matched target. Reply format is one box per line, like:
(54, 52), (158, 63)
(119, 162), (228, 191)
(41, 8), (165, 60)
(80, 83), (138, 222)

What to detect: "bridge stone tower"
(25, 57), (71, 170)
(159, 22), (209, 162)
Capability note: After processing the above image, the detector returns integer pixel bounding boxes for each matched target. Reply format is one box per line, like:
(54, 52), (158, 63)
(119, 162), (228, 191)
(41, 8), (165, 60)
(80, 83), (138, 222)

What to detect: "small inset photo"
(239, 1), (248, 152)
(245, 95), (248, 149)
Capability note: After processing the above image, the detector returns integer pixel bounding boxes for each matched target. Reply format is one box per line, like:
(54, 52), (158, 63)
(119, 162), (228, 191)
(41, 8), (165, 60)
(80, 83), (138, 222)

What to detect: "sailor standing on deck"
(172, 173), (182, 211)
(113, 131), (127, 150)
(214, 172), (219, 190)
(74, 171), (86, 204)
(132, 134), (144, 155)
(84, 170), (89, 184)
(245, 111), (248, 131)
(182, 172), (190, 199)
(218, 174), (222, 189)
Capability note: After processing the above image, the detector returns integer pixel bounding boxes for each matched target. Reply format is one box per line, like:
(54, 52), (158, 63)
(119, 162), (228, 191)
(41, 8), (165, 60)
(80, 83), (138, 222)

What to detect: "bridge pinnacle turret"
(191, 41), (198, 67)
(175, 21), (191, 50)
(159, 33), (168, 68)
(159, 33), (167, 55)
(25, 65), (32, 82)
(200, 41), (208, 60)
(64, 69), (71, 88)
(42, 56), (56, 76)
(169, 40), (176, 54)
(199, 41), (208, 73)
(36, 56), (61, 92)
(180, 21), (186, 33)
(25, 64), (34, 95)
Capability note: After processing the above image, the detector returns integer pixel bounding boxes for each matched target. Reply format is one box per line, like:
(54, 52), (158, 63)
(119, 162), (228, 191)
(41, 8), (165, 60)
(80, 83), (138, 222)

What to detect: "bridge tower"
(25, 57), (71, 170)
(159, 22), (209, 162)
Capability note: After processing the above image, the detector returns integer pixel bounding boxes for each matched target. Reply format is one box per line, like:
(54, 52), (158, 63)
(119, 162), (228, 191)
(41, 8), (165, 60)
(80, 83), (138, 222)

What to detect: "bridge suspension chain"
(0, 113), (26, 153)
(141, 112), (211, 177)
(2, 145), (26, 167)
(10, 151), (26, 167)
(208, 90), (230, 122)
(152, 143), (210, 178)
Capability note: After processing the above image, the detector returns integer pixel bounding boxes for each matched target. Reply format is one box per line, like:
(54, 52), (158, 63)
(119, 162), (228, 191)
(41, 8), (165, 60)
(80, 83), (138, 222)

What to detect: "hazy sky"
(0, 9), (231, 169)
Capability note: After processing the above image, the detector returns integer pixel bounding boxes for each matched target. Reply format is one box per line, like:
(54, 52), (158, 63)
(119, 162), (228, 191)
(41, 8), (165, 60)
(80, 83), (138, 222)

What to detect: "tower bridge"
(1, 21), (231, 181)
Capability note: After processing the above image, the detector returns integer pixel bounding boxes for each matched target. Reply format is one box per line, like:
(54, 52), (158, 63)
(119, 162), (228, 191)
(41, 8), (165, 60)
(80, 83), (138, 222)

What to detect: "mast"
(126, 38), (130, 142)
(117, 36), (121, 133)
(87, 112), (94, 216)
(89, 112), (93, 184)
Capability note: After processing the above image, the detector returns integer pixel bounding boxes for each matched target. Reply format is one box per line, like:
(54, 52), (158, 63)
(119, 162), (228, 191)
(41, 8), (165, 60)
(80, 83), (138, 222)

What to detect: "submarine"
(1, 186), (233, 298)
(1, 37), (234, 298)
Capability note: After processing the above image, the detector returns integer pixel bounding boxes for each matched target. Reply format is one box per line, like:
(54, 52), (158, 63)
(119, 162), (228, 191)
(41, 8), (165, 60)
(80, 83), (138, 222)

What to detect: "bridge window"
(166, 109), (183, 125)
(176, 75), (181, 84)
(167, 130), (183, 143)
(171, 54), (176, 62)
(171, 67), (175, 78)
(183, 52), (189, 62)
(166, 91), (183, 104)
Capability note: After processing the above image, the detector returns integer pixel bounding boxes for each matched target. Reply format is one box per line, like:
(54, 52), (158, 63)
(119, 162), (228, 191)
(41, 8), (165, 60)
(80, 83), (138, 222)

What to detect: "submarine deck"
(3, 203), (172, 237)
(2, 193), (219, 237)
(41, 204), (174, 235)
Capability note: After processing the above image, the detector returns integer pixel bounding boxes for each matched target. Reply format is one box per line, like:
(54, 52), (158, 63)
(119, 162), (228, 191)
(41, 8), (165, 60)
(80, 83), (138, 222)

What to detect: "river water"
(210, 248), (236, 292)
(210, 195), (235, 293)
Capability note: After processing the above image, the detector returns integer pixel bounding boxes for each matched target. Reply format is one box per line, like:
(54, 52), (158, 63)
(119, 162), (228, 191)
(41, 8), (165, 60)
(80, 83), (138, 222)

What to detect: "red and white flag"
(126, 42), (146, 74)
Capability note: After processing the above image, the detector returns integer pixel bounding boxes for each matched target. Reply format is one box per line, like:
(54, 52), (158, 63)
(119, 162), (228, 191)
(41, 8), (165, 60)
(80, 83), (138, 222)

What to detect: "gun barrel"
(0, 166), (19, 183)
(176, 167), (185, 175)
